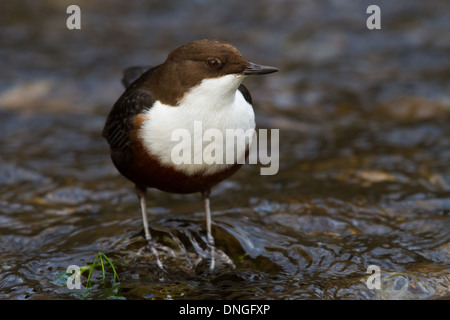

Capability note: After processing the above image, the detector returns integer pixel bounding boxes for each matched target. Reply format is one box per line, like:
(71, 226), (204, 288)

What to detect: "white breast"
(139, 74), (255, 176)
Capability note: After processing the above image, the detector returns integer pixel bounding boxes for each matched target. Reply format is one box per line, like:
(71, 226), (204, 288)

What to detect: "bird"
(102, 39), (278, 270)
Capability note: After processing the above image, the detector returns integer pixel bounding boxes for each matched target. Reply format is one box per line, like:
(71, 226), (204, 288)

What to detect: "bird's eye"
(206, 58), (221, 70)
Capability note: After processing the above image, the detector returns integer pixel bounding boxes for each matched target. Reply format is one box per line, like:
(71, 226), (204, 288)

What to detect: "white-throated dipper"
(102, 39), (278, 270)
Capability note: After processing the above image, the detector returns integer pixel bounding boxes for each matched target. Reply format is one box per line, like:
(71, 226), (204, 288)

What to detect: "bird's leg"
(202, 188), (215, 270)
(202, 189), (236, 271)
(135, 185), (164, 270)
(201, 189), (236, 271)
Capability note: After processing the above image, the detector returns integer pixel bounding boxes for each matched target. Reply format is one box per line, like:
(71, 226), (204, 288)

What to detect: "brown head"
(143, 39), (278, 105)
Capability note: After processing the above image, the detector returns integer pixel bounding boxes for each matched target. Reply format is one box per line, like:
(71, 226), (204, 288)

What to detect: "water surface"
(0, 0), (449, 299)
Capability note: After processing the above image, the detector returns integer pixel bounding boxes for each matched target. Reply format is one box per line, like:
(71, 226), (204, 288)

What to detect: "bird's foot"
(137, 238), (175, 272)
(206, 243), (236, 271)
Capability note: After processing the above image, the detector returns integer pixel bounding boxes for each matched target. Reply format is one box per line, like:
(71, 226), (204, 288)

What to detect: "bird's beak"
(244, 62), (279, 75)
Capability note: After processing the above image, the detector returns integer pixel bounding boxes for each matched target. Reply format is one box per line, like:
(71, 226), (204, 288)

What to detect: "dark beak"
(244, 62), (279, 75)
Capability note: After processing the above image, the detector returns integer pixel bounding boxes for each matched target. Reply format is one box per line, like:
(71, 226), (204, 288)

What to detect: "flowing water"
(0, 0), (449, 299)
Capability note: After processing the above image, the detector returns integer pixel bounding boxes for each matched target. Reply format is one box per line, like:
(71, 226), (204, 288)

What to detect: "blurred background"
(0, 0), (449, 299)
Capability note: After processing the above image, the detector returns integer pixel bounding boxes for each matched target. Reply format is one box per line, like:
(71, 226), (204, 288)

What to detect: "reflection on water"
(0, 0), (449, 299)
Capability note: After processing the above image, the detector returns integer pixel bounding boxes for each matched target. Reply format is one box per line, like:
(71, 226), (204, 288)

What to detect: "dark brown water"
(1, 0), (449, 299)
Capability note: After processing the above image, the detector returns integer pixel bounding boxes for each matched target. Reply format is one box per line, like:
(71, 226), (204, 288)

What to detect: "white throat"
(139, 74), (255, 176)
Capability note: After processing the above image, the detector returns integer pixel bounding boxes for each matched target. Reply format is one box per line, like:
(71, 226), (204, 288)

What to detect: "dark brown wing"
(102, 88), (155, 150)
(102, 66), (158, 150)
(238, 84), (252, 105)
